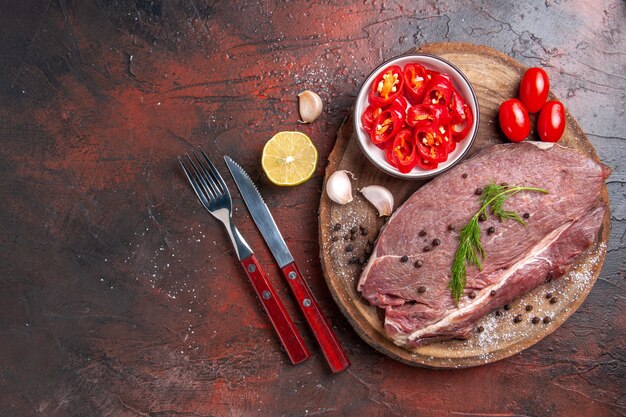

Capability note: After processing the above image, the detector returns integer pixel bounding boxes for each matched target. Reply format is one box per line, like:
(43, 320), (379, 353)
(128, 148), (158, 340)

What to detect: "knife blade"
(225, 156), (350, 373)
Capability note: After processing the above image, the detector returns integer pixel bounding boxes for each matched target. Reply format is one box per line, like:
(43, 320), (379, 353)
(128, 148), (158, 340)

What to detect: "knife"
(225, 156), (351, 373)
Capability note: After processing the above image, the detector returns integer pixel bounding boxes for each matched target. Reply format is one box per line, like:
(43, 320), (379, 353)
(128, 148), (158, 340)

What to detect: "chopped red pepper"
(371, 109), (401, 147)
(368, 65), (404, 106)
(361, 61), (474, 173)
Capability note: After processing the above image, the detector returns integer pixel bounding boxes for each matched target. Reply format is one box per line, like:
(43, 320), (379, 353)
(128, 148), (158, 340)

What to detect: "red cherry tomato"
(537, 100), (566, 142)
(498, 99), (530, 142)
(519, 67), (550, 113)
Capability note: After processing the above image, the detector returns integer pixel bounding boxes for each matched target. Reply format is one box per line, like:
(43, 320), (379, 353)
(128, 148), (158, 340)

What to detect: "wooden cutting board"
(318, 42), (611, 368)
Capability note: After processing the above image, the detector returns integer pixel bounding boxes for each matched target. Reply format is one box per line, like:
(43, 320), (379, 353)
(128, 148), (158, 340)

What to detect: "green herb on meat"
(449, 183), (548, 306)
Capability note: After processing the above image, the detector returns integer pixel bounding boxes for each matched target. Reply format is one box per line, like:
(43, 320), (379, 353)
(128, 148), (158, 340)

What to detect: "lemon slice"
(261, 131), (318, 186)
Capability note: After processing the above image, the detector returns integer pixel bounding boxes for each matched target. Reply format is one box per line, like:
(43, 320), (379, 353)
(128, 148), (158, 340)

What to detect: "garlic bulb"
(326, 170), (355, 204)
(360, 185), (394, 217)
(298, 90), (323, 123)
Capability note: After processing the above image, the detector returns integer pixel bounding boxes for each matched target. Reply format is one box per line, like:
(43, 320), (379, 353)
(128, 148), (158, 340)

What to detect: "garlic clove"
(298, 90), (323, 124)
(326, 170), (355, 205)
(360, 185), (394, 217)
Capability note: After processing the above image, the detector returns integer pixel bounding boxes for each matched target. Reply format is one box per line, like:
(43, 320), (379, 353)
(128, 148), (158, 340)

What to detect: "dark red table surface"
(1, 1), (624, 416)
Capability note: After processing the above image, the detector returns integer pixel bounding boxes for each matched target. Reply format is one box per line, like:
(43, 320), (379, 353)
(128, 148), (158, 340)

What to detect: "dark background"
(0, 1), (624, 416)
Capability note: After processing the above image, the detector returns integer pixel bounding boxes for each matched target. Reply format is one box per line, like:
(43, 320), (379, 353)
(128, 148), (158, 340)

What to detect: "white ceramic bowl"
(354, 53), (479, 179)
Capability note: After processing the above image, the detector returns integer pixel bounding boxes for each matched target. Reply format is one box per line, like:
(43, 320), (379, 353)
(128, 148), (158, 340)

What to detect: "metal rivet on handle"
(248, 264), (256, 273)
(288, 271), (297, 280)
(262, 291), (271, 300)
(303, 298), (311, 307)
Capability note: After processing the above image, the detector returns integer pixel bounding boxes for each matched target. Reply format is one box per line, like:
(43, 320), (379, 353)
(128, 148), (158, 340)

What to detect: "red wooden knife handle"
(240, 255), (310, 365)
(281, 262), (351, 373)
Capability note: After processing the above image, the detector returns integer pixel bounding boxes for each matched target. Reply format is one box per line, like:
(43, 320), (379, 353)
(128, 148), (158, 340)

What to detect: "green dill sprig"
(448, 183), (548, 306)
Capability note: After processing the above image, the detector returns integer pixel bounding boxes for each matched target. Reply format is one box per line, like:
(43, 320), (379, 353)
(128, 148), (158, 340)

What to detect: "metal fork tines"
(179, 148), (252, 260)
(178, 147), (310, 365)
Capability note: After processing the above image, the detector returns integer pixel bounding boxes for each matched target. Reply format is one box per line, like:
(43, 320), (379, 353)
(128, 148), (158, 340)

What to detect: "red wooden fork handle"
(281, 262), (351, 373)
(240, 255), (310, 365)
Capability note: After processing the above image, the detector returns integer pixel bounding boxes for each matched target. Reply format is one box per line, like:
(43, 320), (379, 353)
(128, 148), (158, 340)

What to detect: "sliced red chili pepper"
(430, 104), (451, 126)
(388, 98), (407, 122)
(426, 69), (440, 82)
(449, 92), (474, 142)
(423, 74), (454, 106)
(415, 124), (449, 163)
(440, 124), (456, 154)
(385, 129), (416, 173)
(414, 155), (439, 170)
(361, 105), (383, 133)
(406, 105), (435, 127)
(403, 63), (428, 104)
(368, 65), (404, 106)
(371, 109), (401, 147)
(395, 96), (409, 113)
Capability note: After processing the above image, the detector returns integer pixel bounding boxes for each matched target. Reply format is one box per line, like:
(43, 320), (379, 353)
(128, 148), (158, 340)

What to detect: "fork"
(179, 148), (310, 365)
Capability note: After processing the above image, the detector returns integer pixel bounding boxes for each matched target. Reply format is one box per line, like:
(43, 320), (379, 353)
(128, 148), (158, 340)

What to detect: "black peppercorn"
(532, 317), (540, 324)
(432, 238), (441, 246)
(333, 223), (342, 231)
(361, 227), (368, 236)
(468, 291), (476, 299)
(414, 260), (423, 268)
(546, 292), (553, 299)
(419, 230), (427, 237)
(447, 224), (455, 231)
(364, 246), (372, 255)
(504, 304), (511, 311)
(495, 310), (502, 317)
(350, 226), (358, 234)
(543, 316), (551, 324)
(523, 212), (530, 219)
(490, 290), (496, 296)
(349, 256), (357, 264)
(475, 188), (483, 195)
(550, 296), (558, 304)
(344, 233), (350, 240)
(477, 325), (484, 333)
(346, 244), (354, 252)
(350, 234), (357, 241)
(514, 314), (522, 323)
(400, 255), (408, 263)
(487, 226), (495, 235)
(478, 213), (487, 222)
(526, 305), (533, 311)
(418, 286), (426, 293)
(331, 236), (338, 242)
(423, 246), (431, 252)
(462, 173), (468, 178)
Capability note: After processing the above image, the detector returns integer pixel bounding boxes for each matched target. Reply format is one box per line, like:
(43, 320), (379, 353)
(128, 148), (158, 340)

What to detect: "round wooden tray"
(318, 43), (611, 368)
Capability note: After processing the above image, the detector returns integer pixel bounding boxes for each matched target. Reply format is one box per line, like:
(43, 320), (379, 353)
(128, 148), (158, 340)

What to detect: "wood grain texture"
(0, 1), (624, 416)
(319, 42), (611, 368)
